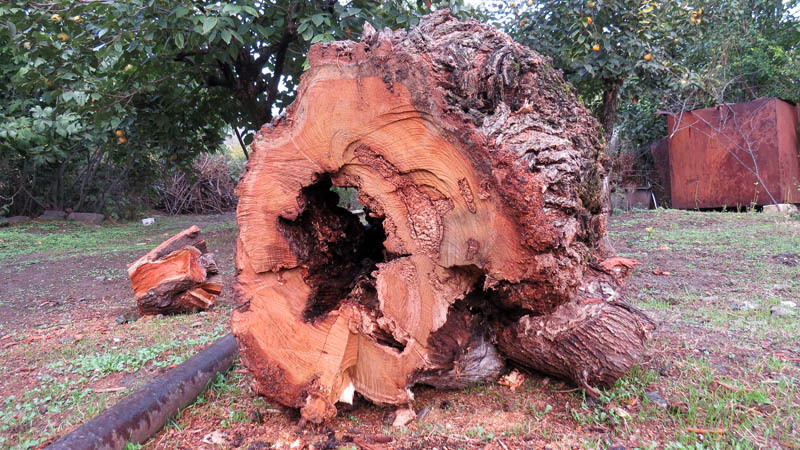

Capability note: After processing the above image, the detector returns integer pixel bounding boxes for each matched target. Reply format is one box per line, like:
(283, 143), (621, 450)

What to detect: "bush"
(156, 153), (241, 215)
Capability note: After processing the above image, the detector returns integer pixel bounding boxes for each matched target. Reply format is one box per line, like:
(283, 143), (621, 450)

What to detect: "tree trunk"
(232, 11), (652, 424)
(601, 78), (624, 141)
(128, 225), (221, 314)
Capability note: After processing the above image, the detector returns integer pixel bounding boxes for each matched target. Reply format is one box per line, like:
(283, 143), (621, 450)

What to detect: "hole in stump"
(277, 174), (387, 322)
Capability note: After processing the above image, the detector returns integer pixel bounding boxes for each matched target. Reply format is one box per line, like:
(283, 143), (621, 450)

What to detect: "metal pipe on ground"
(47, 333), (238, 450)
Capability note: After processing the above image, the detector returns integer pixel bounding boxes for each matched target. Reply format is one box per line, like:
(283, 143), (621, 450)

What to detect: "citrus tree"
(1, 0), (472, 216)
(663, 0), (800, 109)
(1, 2), (230, 216)
(493, 0), (698, 139)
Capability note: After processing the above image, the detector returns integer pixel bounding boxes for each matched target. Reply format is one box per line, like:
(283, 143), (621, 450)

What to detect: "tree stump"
(232, 11), (652, 423)
(128, 225), (221, 314)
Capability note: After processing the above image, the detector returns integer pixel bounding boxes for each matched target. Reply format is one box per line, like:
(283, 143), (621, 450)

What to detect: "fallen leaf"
(774, 352), (800, 362)
(611, 406), (631, 419)
(652, 269), (672, 276)
(498, 369), (525, 391)
(599, 257), (641, 272)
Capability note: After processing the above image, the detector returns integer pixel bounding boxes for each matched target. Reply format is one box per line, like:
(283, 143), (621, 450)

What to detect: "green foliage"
(464, 425), (495, 442)
(665, 0), (800, 107)
(0, 1), (229, 217)
(0, 0), (476, 217)
(500, 0), (687, 95)
(485, 0), (800, 189)
(488, 0), (696, 134)
(3, 0), (795, 214)
(56, 331), (226, 378)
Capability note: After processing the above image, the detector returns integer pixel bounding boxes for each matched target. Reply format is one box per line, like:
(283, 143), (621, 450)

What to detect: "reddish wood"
(127, 226), (220, 314)
(233, 11), (652, 423)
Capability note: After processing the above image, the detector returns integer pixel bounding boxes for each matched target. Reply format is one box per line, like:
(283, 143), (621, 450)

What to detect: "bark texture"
(128, 225), (221, 314)
(232, 11), (652, 423)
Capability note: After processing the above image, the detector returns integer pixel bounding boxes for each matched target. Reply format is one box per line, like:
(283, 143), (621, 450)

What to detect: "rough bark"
(232, 11), (652, 424)
(128, 225), (221, 314)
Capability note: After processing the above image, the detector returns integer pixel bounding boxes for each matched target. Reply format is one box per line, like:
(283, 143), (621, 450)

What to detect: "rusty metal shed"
(663, 97), (800, 209)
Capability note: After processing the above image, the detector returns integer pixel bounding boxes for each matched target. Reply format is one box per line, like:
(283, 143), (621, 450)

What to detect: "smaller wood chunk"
(391, 409), (416, 428)
(127, 225), (221, 314)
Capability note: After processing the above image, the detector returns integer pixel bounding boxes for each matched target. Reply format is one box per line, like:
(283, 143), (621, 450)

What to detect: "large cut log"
(232, 11), (652, 423)
(128, 225), (221, 314)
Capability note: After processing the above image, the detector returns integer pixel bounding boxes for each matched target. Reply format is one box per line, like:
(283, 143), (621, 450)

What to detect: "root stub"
(232, 11), (650, 423)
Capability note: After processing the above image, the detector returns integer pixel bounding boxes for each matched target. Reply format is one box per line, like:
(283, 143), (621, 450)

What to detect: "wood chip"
(392, 408), (416, 428)
(686, 427), (727, 434)
(498, 369), (525, 391)
(94, 386), (127, 393)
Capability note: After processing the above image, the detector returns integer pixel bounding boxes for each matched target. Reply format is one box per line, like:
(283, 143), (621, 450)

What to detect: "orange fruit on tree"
(586, 17), (593, 24)
(115, 130), (124, 137)
(118, 137), (127, 144)
(592, 44), (600, 51)
(644, 53), (653, 61)
(57, 33), (69, 42)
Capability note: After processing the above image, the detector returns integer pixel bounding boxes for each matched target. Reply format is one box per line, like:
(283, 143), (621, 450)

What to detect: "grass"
(0, 214), (235, 264)
(603, 208), (800, 448)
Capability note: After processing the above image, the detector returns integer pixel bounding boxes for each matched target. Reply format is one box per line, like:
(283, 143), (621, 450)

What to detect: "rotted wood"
(128, 225), (221, 314)
(232, 10), (652, 423)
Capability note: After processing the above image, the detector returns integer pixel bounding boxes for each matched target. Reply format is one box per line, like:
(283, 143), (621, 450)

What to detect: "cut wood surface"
(232, 11), (653, 423)
(128, 225), (221, 314)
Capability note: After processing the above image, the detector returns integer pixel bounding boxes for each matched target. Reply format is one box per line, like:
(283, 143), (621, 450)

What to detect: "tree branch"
(233, 126), (250, 160)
